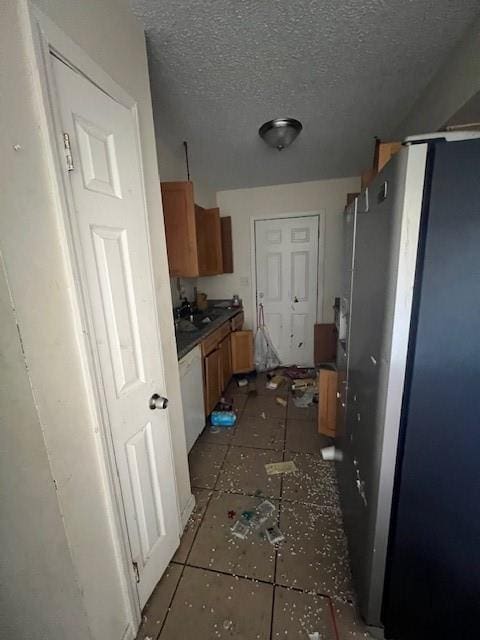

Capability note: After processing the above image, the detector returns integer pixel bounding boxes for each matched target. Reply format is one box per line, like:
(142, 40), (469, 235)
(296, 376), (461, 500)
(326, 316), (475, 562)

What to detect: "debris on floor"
(265, 525), (285, 545)
(260, 411), (267, 420)
(265, 460), (297, 476)
(230, 520), (250, 539)
(291, 377), (317, 391)
(229, 498), (277, 542)
(321, 446), (344, 462)
(266, 374), (286, 390)
(275, 396), (287, 407)
(307, 633), (320, 640)
(292, 389), (315, 407)
(210, 410), (237, 427)
(227, 510), (236, 519)
(237, 377), (248, 387)
(283, 366), (316, 379)
(256, 499), (276, 520)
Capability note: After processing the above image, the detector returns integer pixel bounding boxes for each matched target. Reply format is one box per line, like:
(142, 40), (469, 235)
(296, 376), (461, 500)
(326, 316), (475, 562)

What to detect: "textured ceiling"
(130, 0), (480, 190)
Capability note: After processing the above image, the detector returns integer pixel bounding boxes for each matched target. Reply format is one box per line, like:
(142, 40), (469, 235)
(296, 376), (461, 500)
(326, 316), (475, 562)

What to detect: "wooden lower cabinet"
(318, 368), (338, 437)
(201, 313), (253, 416)
(231, 330), (254, 374)
(219, 335), (232, 391)
(204, 348), (221, 415)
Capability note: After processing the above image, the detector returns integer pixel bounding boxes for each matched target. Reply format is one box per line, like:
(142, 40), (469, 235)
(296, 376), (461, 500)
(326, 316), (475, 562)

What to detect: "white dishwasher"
(178, 345), (205, 452)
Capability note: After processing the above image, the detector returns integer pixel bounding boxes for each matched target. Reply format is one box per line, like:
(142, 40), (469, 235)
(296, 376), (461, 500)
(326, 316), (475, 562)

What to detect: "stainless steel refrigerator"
(335, 134), (480, 639)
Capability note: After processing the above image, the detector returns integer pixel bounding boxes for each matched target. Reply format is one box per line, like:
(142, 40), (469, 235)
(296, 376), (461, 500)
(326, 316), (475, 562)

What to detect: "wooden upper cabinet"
(161, 181), (224, 277)
(196, 206), (223, 276)
(221, 217), (234, 273)
(160, 181), (199, 277)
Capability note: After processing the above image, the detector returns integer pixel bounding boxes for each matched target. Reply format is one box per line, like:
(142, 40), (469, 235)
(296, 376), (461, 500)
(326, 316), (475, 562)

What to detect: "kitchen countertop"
(175, 305), (243, 360)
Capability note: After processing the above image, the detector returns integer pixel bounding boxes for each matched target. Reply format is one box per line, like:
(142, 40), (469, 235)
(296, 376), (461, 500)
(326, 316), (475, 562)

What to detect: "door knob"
(149, 394), (168, 410)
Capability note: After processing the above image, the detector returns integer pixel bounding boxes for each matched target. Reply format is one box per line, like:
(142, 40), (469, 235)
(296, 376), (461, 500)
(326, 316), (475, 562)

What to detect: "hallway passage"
(137, 374), (372, 639)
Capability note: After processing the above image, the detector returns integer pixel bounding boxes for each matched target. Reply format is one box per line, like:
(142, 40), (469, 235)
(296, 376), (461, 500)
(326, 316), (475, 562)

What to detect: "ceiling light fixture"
(258, 117), (303, 151)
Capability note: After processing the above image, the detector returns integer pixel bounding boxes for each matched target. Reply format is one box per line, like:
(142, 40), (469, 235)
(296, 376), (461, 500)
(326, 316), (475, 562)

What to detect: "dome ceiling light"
(258, 117), (303, 151)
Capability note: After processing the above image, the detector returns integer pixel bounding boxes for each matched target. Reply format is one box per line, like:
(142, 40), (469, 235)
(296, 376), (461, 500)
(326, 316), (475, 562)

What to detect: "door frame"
(250, 212), (326, 339)
(25, 5), (166, 630)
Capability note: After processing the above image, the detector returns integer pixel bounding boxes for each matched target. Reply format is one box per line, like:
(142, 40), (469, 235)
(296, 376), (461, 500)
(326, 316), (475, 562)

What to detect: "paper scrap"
(321, 446), (344, 462)
(265, 460), (297, 476)
(265, 525), (285, 545)
(230, 520), (250, 539)
(275, 396), (287, 407)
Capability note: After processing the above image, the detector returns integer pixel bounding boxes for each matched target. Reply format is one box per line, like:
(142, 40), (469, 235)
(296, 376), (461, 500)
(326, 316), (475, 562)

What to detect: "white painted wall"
(0, 262), (91, 639)
(394, 14), (480, 137)
(198, 177), (360, 330)
(0, 1), (191, 638)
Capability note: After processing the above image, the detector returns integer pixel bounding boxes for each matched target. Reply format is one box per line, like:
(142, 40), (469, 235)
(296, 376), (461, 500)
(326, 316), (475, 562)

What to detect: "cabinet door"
(204, 348), (221, 415)
(230, 311), (244, 332)
(161, 181), (199, 277)
(196, 207), (223, 276)
(231, 330), (253, 374)
(219, 336), (232, 391)
(195, 204), (208, 275)
(221, 216), (234, 273)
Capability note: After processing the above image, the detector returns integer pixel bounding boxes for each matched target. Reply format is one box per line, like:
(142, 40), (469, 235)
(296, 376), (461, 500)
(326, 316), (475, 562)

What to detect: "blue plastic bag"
(210, 411), (237, 427)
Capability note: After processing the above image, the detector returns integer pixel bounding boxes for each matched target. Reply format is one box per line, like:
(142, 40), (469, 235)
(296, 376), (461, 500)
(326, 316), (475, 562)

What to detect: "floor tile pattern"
(136, 374), (373, 640)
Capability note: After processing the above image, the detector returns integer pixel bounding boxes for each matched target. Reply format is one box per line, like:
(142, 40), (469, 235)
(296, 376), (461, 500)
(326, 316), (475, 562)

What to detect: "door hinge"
(132, 560), (140, 583)
(63, 132), (74, 171)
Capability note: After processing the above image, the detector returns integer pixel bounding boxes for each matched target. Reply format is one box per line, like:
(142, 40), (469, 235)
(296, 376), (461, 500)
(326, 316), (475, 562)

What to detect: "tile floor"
(136, 376), (373, 640)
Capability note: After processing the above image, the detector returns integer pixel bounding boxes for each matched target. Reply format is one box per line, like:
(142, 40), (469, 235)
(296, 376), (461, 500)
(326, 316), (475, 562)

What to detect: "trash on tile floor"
(265, 525), (285, 545)
(292, 389), (315, 407)
(321, 446), (344, 462)
(210, 410), (237, 427)
(243, 499), (276, 531)
(260, 411), (267, 420)
(207, 425), (221, 435)
(241, 510), (255, 521)
(216, 397), (234, 411)
(227, 510), (236, 519)
(256, 499), (276, 519)
(283, 366), (316, 379)
(307, 633), (320, 640)
(230, 520), (250, 539)
(265, 460), (297, 475)
(291, 377), (317, 391)
(266, 374), (286, 390)
(237, 377), (249, 387)
(246, 500), (276, 530)
(275, 396), (287, 407)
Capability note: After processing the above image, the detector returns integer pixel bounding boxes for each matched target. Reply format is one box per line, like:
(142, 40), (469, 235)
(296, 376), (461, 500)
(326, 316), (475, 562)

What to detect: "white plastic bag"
(254, 304), (281, 371)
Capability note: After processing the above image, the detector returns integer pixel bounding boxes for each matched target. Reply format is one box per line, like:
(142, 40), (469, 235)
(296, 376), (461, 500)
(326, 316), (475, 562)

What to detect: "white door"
(255, 216), (319, 366)
(52, 56), (179, 607)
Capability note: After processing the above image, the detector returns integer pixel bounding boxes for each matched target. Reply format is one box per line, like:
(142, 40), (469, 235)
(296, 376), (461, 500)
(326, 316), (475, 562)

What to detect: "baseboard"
(180, 492), (196, 530)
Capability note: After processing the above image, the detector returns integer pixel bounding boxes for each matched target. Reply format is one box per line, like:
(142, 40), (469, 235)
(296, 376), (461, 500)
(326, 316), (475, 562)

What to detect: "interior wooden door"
(53, 56), (180, 607)
(255, 216), (319, 366)
(204, 348), (221, 414)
